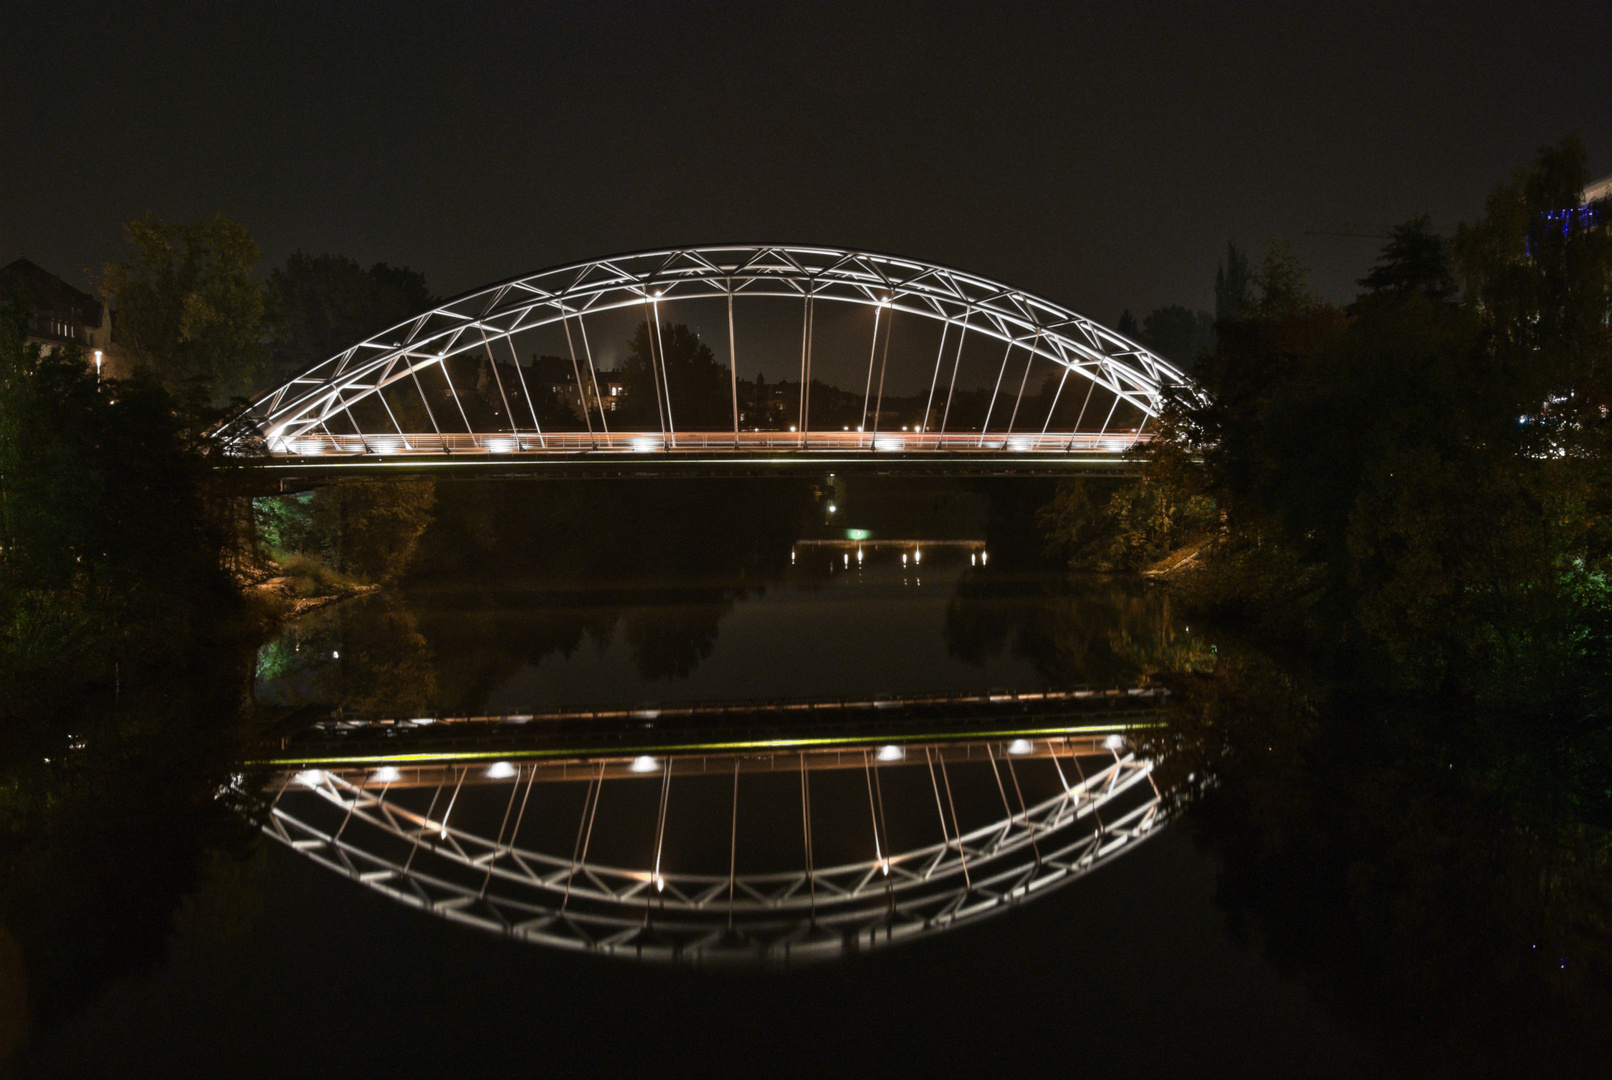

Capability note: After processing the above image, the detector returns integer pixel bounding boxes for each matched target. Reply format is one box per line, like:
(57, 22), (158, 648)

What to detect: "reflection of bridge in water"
(255, 689), (1172, 963)
(226, 246), (1198, 480)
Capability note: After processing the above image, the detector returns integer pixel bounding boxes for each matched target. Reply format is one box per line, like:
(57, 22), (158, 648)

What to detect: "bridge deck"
(250, 430), (1150, 483)
(265, 430), (1151, 456)
(259, 687), (1167, 768)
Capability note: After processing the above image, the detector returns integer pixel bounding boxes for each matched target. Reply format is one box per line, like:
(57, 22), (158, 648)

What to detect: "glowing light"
(902, 553), (907, 565)
(914, 548), (921, 565)
(372, 766), (401, 783)
(876, 745), (904, 761)
(790, 425), (797, 432)
(1008, 739), (1033, 755)
(844, 553), (849, 566)
(846, 528), (870, 541)
(857, 546), (863, 563)
(828, 503), (836, 513)
(486, 761), (517, 779)
(655, 874), (666, 891)
(631, 755), (658, 773)
(332, 650), (339, 659)
(412, 717), (436, 726)
(1104, 734), (1126, 750)
(981, 551), (988, 566)
(630, 436), (660, 453)
(294, 769), (325, 788)
(486, 437), (515, 453)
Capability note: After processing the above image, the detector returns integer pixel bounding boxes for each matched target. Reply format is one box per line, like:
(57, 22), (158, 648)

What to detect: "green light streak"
(249, 720), (1164, 768)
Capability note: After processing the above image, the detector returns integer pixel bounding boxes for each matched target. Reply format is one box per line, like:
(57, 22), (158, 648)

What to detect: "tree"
(0, 301), (235, 706)
(266, 252), (432, 379)
(1215, 241), (1252, 321)
(617, 322), (731, 430)
(1140, 305), (1215, 368)
(101, 214), (268, 410)
(1252, 239), (1315, 318)
(1116, 309), (1140, 340)
(1453, 135), (1612, 417)
(1356, 215), (1455, 301)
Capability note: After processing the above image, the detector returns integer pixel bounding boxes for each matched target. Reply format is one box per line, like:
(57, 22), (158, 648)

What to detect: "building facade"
(0, 257), (120, 377)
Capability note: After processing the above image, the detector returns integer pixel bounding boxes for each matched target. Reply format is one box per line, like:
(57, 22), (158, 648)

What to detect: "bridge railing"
(263, 430), (1154, 457)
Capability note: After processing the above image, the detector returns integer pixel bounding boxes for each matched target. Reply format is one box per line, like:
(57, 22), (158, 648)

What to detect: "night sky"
(5, 1), (1610, 328)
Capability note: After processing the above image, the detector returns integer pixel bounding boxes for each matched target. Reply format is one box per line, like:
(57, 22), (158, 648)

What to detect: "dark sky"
(5, 1), (1610, 327)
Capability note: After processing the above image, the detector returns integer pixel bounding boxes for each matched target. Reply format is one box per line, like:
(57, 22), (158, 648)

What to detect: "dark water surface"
(21, 480), (1366, 1076)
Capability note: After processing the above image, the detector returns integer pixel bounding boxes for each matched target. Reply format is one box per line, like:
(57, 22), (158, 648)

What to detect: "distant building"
(0, 257), (119, 377)
(530, 355), (623, 415)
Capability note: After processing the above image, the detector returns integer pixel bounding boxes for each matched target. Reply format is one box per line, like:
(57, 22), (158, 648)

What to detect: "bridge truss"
(232, 245), (1197, 461)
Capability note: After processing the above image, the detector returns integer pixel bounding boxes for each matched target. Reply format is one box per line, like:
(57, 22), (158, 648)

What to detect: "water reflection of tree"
(255, 593), (438, 717)
(260, 479), (815, 713)
(0, 641), (268, 1068)
(945, 571), (1214, 687)
(1138, 645), (1612, 1076)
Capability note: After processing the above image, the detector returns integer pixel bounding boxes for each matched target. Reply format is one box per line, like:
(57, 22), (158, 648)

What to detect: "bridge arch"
(235, 245), (1198, 460)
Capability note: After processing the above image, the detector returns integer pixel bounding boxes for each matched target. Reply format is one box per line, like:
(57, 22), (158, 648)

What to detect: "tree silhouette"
(617, 321), (731, 431)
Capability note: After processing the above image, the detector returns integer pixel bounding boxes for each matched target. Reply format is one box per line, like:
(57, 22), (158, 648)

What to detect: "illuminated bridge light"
(371, 766), (401, 783)
(876, 745), (904, 761)
(485, 761), (517, 779)
(631, 755), (659, 773)
(1008, 739), (1034, 755)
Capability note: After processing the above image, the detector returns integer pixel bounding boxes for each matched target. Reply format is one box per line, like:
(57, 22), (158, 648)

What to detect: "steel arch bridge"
(231, 245), (1197, 472)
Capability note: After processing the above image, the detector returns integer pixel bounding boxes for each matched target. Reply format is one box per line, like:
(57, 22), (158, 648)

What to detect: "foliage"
(101, 214), (269, 410)
(265, 252), (432, 380)
(617, 321), (732, 430)
(1214, 241), (1252, 320)
(0, 302), (239, 710)
(1355, 215), (1455, 301)
(1139, 304), (1215, 369)
(1050, 138), (1612, 701)
(254, 480), (437, 586)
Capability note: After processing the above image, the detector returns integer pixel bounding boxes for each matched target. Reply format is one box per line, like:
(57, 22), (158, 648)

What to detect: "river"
(12, 477), (1384, 1076)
